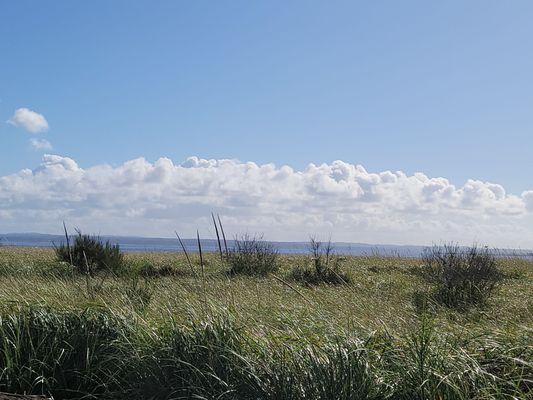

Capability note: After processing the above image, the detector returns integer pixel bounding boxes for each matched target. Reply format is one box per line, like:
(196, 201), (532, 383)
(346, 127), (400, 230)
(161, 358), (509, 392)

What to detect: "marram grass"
(0, 247), (531, 399)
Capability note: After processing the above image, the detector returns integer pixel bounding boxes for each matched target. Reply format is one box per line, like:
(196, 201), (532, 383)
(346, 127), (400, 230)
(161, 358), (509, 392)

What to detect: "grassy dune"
(0, 246), (531, 399)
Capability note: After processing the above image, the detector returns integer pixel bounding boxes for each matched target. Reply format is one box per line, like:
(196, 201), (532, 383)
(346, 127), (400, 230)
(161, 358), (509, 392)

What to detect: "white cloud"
(523, 191), (533, 212)
(0, 155), (532, 247)
(7, 108), (49, 133)
(29, 138), (53, 151)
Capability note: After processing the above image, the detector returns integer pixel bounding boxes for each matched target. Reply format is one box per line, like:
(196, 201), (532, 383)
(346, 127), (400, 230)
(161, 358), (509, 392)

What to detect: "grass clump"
(124, 274), (154, 312)
(138, 261), (177, 277)
(260, 342), (384, 399)
(55, 229), (124, 274)
(0, 306), (128, 399)
(290, 238), (350, 285)
(138, 316), (262, 399)
(421, 244), (503, 309)
(227, 234), (279, 276)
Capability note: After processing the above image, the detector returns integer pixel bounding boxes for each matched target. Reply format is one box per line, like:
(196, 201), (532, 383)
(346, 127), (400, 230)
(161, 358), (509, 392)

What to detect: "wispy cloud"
(7, 108), (49, 133)
(0, 155), (531, 247)
(29, 138), (53, 151)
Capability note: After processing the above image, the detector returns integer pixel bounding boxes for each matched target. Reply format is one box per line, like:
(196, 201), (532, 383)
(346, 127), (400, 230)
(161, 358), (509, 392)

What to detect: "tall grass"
(55, 229), (123, 274)
(0, 306), (128, 399)
(0, 246), (530, 399)
(421, 244), (503, 308)
(227, 234), (279, 276)
(290, 238), (350, 285)
(0, 305), (529, 399)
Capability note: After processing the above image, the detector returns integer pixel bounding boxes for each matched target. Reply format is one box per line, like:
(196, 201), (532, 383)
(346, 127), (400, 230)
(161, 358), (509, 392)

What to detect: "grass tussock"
(0, 306), (128, 399)
(290, 238), (350, 285)
(227, 234), (279, 276)
(55, 229), (124, 274)
(421, 244), (503, 309)
(137, 261), (179, 277)
(123, 275), (154, 312)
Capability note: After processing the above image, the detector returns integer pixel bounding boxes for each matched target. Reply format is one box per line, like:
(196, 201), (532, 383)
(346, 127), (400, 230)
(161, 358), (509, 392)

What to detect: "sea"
(0, 233), (427, 256)
(1, 233), (532, 259)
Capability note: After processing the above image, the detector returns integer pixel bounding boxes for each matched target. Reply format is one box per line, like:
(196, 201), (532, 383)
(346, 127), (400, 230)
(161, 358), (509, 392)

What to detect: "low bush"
(290, 238), (350, 285)
(421, 244), (503, 308)
(55, 230), (124, 274)
(227, 234), (278, 276)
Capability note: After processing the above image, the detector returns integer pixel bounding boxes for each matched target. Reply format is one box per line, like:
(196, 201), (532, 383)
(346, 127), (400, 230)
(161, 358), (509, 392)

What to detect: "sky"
(1, 1), (533, 247)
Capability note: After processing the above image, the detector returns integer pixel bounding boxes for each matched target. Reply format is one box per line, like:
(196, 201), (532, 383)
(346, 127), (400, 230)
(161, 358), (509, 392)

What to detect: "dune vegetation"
(0, 238), (531, 399)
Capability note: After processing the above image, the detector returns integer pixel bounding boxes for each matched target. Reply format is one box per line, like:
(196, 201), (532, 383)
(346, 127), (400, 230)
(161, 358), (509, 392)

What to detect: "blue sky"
(2, 0), (532, 192)
(1, 1), (533, 245)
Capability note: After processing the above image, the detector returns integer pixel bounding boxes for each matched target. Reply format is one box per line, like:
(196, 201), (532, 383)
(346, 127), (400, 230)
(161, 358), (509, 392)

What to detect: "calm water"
(2, 233), (532, 259)
(1, 233), (427, 256)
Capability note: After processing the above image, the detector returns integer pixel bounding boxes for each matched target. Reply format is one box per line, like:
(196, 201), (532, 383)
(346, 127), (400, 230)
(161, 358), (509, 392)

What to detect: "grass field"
(0, 246), (531, 399)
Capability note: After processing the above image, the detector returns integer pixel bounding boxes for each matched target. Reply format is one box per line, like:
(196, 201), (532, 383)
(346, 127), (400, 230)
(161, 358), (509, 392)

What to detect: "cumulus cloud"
(0, 155), (532, 247)
(7, 108), (49, 133)
(29, 138), (53, 151)
(523, 191), (533, 212)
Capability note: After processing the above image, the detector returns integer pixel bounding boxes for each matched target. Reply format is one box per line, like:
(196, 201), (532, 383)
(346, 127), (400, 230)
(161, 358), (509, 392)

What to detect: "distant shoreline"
(1, 233), (532, 258)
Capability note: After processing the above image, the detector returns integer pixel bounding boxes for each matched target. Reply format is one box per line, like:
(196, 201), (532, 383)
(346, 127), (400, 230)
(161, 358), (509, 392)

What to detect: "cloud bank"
(0, 155), (532, 247)
(7, 108), (49, 133)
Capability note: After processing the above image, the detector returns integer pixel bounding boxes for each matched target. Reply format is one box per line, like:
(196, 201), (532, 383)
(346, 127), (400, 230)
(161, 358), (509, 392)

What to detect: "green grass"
(0, 246), (531, 399)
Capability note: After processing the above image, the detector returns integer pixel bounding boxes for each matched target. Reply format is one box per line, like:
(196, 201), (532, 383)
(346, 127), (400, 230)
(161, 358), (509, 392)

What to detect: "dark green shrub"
(55, 230), (123, 274)
(227, 234), (278, 276)
(421, 244), (503, 308)
(290, 238), (350, 285)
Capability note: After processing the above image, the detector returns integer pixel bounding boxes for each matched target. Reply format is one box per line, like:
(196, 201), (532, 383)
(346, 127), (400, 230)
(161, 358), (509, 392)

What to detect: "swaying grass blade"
(212, 212), (224, 262)
(175, 231), (195, 276)
(217, 213), (229, 256)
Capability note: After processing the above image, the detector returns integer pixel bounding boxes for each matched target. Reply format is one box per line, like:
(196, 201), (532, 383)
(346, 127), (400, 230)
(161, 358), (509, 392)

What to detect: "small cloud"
(7, 107), (49, 133)
(29, 138), (53, 151)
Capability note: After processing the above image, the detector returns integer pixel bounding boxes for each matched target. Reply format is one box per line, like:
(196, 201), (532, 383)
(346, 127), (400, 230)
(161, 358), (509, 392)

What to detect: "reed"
(175, 231), (196, 277)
